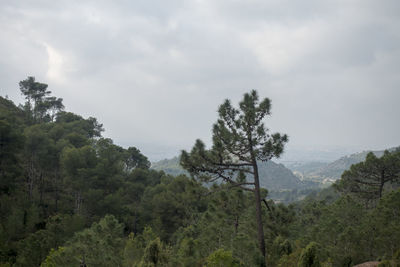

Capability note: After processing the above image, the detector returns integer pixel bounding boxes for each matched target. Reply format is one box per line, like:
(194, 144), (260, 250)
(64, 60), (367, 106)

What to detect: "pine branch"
(204, 182), (255, 196)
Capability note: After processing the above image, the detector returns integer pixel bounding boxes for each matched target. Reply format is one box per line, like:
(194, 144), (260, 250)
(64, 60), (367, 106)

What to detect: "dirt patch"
(353, 262), (380, 267)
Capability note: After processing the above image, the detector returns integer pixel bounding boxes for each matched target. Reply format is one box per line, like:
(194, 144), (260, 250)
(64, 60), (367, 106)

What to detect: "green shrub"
(298, 242), (321, 267)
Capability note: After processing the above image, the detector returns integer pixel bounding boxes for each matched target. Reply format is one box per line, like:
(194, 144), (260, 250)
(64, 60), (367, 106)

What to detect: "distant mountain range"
(287, 147), (399, 181)
(151, 156), (317, 191)
(151, 146), (399, 194)
(151, 147), (398, 203)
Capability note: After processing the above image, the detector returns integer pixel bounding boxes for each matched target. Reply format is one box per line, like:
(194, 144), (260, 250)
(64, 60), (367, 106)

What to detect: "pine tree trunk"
(234, 215), (239, 234)
(379, 170), (385, 199)
(253, 162), (266, 266)
(54, 169), (59, 212)
(28, 158), (35, 202)
(75, 191), (82, 214)
(39, 172), (44, 205)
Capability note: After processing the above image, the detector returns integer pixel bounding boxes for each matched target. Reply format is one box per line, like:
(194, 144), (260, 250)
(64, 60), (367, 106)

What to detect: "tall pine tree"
(180, 90), (288, 266)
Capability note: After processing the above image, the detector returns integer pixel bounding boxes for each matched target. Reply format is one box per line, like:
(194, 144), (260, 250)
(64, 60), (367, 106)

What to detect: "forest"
(1, 77), (400, 267)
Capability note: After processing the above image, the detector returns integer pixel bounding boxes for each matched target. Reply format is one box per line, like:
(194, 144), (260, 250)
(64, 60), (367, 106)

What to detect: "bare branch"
(203, 182), (255, 196)
(262, 199), (272, 213)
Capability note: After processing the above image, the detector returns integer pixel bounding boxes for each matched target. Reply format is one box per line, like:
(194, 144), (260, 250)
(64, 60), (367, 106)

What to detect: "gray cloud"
(1, 0), (399, 160)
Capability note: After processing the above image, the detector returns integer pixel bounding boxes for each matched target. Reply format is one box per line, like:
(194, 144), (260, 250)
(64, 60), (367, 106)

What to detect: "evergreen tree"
(41, 215), (124, 267)
(335, 151), (400, 205)
(180, 90), (288, 265)
(19, 77), (64, 123)
(298, 242), (321, 267)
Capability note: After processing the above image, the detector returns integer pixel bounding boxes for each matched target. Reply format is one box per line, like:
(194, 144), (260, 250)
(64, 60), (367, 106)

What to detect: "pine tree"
(335, 150), (400, 205)
(180, 90), (288, 266)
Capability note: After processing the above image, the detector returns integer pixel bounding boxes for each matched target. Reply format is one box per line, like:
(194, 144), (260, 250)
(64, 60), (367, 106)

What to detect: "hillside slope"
(306, 147), (399, 180)
(151, 156), (187, 176)
(152, 156), (306, 190)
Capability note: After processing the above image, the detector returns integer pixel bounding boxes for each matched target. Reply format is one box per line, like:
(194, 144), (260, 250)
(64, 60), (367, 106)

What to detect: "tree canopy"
(335, 150), (400, 205)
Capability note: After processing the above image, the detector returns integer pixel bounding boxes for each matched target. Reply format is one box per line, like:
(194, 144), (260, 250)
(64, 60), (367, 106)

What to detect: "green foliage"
(370, 190), (400, 258)
(0, 119), (23, 194)
(16, 229), (55, 266)
(124, 233), (145, 267)
(19, 77), (64, 123)
(41, 215), (124, 267)
(140, 175), (207, 241)
(394, 249), (400, 260)
(124, 146), (151, 171)
(298, 242), (321, 267)
(123, 227), (171, 267)
(377, 260), (391, 267)
(270, 236), (293, 264)
(205, 249), (242, 267)
(140, 237), (169, 266)
(335, 150), (400, 204)
(180, 90), (288, 185)
(55, 111), (103, 139)
(175, 237), (200, 266)
(277, 242), (303, 267)
(169, 186), (267, 266)
(0, 80), (159, 265)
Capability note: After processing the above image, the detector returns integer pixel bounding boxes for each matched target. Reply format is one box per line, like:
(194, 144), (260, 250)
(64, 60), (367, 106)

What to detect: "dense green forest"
(1, 77), (400, 266)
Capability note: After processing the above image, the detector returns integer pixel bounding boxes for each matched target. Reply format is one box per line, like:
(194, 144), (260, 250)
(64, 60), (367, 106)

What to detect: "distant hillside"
(151, 156), (187, 176)
(285, 161), (328, 179)
(258, 161), (303, 190)
(300, 147), (399, 181)
(152, 156), (313, 191)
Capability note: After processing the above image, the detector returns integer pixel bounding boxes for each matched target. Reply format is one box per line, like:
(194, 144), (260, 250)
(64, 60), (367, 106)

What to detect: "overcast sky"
(1, 0), (399, 161)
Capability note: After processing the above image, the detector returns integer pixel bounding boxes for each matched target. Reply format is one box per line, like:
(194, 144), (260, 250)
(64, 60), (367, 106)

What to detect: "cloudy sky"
(1, 0), (399, 161)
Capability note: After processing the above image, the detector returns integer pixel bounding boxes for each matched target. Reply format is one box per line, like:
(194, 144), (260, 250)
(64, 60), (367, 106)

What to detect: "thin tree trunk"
(379, 170), (385, 199)
(248, 132), (267, 266)
(54, 169), (59, 212)
(28, 158), (35, 202)
(253, 161), (266, 266)
(234, 214), (239, 234)
(39, 172), (44, 205)
(75, 191), (82, 214)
